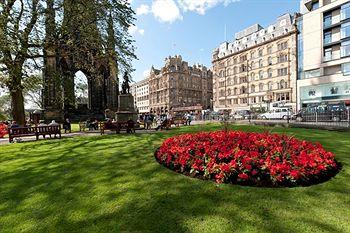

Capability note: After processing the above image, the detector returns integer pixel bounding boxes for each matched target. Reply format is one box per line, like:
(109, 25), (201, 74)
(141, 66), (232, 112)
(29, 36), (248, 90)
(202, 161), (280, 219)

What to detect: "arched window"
(268, 81), (273, 90)
(251, 84), (256, 93)
(259, 83), (264, 92)
(219, 70), (223, 78)
(227, 88), (231, 96)
(234, 76), (237, 84)
(241, 86), (247, 94)
(268, 68), (273, 78)
(280, 79), (287, 89)
(233, 67), (237, 75)
(259, 59), (263, 68)
(251, 61), (254, 69)
(268, 56), (272, 65)
(251, 72), (255, 81)
(234, 87), (238, 95)
(259, 70), (264, 79)
(227, 78), (232, 85)
(258, 49), (263, 57)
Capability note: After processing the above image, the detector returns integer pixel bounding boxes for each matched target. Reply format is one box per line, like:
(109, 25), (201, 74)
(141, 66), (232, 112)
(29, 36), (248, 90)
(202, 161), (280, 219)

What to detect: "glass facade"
(324, 13), (332, 28)
(341, 3), (350, 21)
(300, 81), (350, 103)
(341, 22), (350, 39)
(341, 40), (350, 57)
(297, 16), (304, 80)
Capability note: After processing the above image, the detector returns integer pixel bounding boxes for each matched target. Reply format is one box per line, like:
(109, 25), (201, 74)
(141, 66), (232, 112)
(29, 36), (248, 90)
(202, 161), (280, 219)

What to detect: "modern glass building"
(297, 0), (350, 109)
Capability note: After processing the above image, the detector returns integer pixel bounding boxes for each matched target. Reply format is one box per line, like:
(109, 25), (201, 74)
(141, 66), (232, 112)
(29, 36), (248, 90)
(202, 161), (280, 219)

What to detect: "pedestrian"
(63, 118), (71, 133)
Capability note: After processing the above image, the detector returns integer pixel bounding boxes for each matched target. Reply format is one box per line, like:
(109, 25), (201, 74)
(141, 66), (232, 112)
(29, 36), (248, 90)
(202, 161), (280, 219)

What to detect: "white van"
(259, 108), (292, 120)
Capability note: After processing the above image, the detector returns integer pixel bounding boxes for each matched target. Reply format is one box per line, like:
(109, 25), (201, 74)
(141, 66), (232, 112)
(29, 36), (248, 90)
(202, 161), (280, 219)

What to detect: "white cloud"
(143, 69), (151, 78)
(136, 4), (150, 15)
(178, 0), (240, 15)
(128, 25), (145, 36)
(152, 0), (183, 23)
(139, 29), (145, 35)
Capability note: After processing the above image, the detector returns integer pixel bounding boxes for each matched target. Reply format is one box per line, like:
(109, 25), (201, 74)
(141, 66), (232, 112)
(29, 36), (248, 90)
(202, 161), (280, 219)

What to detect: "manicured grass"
(0, 123), (349, 233)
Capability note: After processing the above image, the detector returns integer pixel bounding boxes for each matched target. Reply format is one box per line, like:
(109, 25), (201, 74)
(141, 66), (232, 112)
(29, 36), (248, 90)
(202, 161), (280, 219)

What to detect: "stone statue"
(121, 71), (131, 94)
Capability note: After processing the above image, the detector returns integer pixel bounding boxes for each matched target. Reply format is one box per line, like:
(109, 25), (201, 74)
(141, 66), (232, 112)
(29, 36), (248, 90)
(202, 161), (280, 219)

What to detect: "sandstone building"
(212, 14), (298, 113)
(148, 55), (213, 114)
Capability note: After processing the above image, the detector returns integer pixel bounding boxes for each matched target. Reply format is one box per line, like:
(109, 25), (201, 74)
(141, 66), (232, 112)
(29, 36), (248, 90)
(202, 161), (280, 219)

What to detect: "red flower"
(238, 173), (249, 180)
(155, 130), (338, 186)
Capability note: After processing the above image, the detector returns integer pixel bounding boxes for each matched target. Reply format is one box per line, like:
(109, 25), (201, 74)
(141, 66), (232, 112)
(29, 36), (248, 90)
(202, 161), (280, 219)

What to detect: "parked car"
(232, 110), (256, 120)
(258, 108), (292, 120)
(293, 103), (348, 122)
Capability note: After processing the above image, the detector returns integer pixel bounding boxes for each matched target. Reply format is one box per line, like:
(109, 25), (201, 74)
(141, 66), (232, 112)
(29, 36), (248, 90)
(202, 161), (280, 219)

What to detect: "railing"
(247, 109), (350, 129)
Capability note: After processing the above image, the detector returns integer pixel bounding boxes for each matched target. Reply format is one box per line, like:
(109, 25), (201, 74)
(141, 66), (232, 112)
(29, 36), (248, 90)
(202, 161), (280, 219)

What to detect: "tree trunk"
(9, 72), (26, 126)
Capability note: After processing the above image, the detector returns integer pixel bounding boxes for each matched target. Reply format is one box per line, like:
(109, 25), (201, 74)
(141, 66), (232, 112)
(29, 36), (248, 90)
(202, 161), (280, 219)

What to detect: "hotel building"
(149, 55), (213, 114)
(212, 14), (298, 113)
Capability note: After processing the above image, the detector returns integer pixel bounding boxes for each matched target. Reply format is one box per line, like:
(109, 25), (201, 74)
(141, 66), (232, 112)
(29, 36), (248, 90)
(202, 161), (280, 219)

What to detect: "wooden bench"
(100, 121), (136, 135)
(37, 125), (61, 139)
(8, 125), (61, 143)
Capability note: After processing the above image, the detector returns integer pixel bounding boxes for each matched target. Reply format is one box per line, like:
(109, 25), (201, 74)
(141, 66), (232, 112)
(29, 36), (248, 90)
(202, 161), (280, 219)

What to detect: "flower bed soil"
(155, 131), (341, 187)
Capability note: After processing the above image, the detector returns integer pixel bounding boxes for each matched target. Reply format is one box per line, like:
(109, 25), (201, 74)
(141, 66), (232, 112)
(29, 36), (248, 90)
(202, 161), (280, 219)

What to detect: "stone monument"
(115, 72), (137, 122)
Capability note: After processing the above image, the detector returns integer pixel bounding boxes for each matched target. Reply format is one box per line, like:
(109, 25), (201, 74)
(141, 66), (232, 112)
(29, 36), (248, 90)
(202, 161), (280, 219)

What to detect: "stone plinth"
(115, 94), (137, 122)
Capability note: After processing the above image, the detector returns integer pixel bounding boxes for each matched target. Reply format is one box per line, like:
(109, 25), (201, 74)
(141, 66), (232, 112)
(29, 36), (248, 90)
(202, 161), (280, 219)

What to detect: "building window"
(259, 59), (263, 68)
(268, 68), (273, 78)
(227, 88), (231, 96)
(258, 49), (263, 57)
(324, 13), (332, 28)
(324, 48), (333, 61)
(324, 31), (332, 45)
(251, 85), (255, 93)
(241, 86), (247, 94)
(267, 47), (272, 54)
(277, 68), (288, 76)
(268, 81), (273, 91)
(341, 40), (350, 57)
(341, 21), (350, 39)
(268, 56), (272, 65)
(341, 2), (350, 21)
(251, 72), (255, 81)
(279, 79), (287, 89)
(311, 1), (319, 11)
(277, 54), (288, 63)
(342, 62), (350, 75)
(259, 70), (264, 79)
(250, 51), (255, 59)
(259, 83), (264, 92)
(304, 69), (320, 78)
(277, 42), (288, 51)
(251, 97), (256, 103)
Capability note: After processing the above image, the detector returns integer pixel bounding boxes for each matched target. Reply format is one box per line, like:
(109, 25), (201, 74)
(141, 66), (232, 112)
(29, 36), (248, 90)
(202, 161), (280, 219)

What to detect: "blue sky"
(129, 0), (300, 82)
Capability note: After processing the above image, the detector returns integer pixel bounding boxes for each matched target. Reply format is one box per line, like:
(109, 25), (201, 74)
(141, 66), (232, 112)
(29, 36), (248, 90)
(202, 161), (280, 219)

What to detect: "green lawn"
(0, 124), (349, 233)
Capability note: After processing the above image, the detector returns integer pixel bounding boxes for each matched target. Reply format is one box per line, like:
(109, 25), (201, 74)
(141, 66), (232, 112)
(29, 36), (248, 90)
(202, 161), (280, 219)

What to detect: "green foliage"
(0, 124), (349, 232)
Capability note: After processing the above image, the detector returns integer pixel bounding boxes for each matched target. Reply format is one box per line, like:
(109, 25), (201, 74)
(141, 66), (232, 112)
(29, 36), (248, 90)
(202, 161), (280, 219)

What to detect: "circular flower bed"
(155, 131), (340, 187)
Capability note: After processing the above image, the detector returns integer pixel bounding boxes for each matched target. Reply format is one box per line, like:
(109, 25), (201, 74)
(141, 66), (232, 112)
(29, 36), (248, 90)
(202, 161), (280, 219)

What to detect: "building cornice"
(212, 29), (297, 64)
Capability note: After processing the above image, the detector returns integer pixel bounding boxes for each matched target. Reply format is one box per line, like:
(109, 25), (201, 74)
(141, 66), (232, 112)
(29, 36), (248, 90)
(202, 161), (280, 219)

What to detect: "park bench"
(100, 121), (136, 135)
(8, 125), (61, 143)
(37, 125), (61, 139)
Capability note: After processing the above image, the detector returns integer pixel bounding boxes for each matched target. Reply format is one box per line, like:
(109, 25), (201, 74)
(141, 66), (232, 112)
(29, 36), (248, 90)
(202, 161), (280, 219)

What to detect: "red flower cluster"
(0, 123), (7, 138)
(155, 131), (338, 186)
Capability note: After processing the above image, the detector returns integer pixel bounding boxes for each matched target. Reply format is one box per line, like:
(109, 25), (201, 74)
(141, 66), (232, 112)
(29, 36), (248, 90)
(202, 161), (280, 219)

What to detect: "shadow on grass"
(0, 124), (349, 232)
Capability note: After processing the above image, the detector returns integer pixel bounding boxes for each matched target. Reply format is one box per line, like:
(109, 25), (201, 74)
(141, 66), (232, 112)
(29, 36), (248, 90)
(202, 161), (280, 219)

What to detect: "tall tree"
(0, 0), (44, 125)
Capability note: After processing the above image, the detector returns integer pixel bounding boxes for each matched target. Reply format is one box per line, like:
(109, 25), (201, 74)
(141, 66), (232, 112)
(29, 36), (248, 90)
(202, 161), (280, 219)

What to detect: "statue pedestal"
(115, 94), (137, 122)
